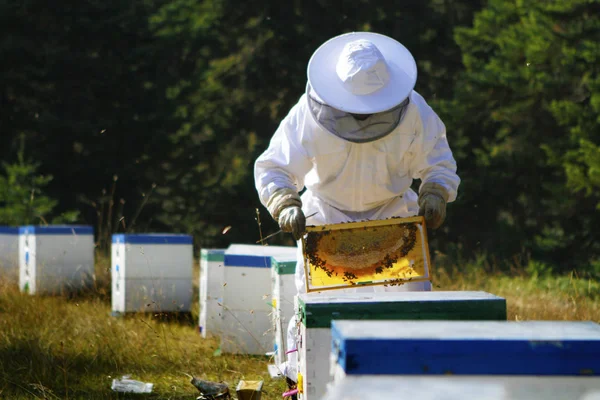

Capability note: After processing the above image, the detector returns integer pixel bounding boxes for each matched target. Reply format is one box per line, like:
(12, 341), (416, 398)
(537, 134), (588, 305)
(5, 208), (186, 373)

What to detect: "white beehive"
(295, 291), (507, 400)
(219, 244), (297, 355)
(111, 233), (193, 314)
(199, 248), (226, 338)
(19, 225), (95, 295)
(321, 375), (600, 400)
(0, 227), (19, 281)
(268, 253), (298, 378)
(330, 320), (600, 380)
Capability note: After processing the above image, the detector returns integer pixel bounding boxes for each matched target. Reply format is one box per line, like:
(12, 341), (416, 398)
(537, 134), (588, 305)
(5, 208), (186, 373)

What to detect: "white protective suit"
(255, 89), (460, 295)
(254, 87), (460, 382)
(254, 31), (461, 385)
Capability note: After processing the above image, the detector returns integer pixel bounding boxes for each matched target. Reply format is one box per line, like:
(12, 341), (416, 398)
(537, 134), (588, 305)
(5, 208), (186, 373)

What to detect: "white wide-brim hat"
(307, 32), (417, 114)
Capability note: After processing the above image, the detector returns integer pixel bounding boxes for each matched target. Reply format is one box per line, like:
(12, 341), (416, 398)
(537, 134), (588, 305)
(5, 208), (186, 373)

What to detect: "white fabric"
(307, 32), (417, 114)
(336, 39), (390, 96)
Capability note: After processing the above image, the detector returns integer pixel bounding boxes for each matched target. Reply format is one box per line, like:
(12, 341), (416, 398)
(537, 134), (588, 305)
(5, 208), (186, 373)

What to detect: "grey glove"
(278, 206), (306, 240)
(266, 187), (306, 240)
(418, 182), (449, 230)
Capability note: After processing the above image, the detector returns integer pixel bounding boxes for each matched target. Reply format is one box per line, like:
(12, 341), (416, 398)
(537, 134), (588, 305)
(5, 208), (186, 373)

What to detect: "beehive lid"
(20, 225), (94, 235)
(298, 291), (507, 328)
(321, 375), (600, 400)
(331, 320), (600, 376)
(224, 244), (296, 268)
(0, 227), (19, 234)
(301, 216), (430, 292)
(272, 254), (297, 275)
(112, 233), (192, 244)
(201, 248), (225, 262)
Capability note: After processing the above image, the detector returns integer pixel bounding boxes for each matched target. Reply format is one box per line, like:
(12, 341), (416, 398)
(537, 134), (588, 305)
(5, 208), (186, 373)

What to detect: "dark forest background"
(1, 0), (599, 277)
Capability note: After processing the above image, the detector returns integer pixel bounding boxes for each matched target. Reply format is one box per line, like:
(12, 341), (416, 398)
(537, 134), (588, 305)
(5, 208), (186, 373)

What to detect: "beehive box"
(330, 320), (600, 380)
(199, 248), (226, 338)
(296, 291), (507, 400)
(301, 216), (431, 292)
(219, 244), (297, 355)
(111, 234), (193, 313)
(268, 253), (298, 378)
(0, 227), (19, 281)
(321, 375), (600, 400)
(19, 225), (94, 295)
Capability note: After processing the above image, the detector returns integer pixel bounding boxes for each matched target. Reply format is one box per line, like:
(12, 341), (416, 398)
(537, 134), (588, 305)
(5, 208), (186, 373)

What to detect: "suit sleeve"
(254, 100), (313, 210)
(410, 106), (460, 202)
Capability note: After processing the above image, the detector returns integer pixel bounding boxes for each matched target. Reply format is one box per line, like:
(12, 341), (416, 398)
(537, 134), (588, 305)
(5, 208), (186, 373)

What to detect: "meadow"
(0, 255), (598, 399)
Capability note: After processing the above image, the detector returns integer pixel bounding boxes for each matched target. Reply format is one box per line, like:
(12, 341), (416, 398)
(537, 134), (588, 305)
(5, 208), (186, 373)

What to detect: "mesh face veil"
(307, 83), (409, 143)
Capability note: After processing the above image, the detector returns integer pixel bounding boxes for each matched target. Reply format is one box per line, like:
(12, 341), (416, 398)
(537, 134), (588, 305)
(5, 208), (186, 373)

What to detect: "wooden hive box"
(111, 233), (193, 314)
(330, 320), (600, 380)
(19, 225), (94, 295)
(295, 291), (507, 400)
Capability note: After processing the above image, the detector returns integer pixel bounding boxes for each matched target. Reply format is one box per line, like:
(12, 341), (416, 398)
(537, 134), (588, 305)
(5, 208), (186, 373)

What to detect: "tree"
(443, 0), (600, 275)
(0, 136), (78, 225)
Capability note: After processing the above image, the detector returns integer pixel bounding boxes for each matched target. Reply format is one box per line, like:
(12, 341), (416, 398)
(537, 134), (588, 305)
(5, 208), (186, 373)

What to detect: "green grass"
(0, 255), (599, 399)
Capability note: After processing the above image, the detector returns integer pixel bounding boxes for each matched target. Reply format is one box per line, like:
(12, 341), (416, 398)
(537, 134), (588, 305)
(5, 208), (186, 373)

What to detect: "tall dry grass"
(0, 254), (598, 399)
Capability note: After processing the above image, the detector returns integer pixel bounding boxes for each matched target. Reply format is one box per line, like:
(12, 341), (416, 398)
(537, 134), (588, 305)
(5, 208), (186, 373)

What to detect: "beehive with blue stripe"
(111, 233), (193, 314)
(219, 244), (296, 355)
(19, 225), (94, 295)
(296, 290), (507, 400)
(330, 320), (600, 379)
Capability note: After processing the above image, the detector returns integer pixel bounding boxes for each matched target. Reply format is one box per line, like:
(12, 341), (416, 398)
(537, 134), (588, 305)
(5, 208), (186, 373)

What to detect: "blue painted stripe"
(112, 234), (192, 244)
(332, 331), (600, 377)
(336, 339), (600, 376)
(0, 227), (19, 234)
(224, 254), (272, 268)
(19, 225), (94, 235)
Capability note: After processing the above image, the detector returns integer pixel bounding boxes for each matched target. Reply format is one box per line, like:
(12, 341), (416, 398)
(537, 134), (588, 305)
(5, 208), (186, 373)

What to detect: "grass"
(0, 254), (599, 399)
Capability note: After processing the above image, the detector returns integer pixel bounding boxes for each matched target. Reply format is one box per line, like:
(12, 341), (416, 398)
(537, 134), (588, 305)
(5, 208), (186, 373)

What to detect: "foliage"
(0, 137), (78, 225)
(0, 0), (598, 274)
(436, 0), (600, 275)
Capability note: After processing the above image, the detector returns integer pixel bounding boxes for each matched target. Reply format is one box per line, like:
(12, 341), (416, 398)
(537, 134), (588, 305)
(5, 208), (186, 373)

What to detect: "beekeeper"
(255, 31), (460, 293)
(254, 31), (461, 384)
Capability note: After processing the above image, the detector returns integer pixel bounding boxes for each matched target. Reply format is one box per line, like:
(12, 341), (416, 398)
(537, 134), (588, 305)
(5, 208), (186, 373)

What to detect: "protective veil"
(306, 83), (409, 143)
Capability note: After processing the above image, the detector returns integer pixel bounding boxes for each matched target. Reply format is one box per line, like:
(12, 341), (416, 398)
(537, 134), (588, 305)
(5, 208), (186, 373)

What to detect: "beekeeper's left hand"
(418, 183), (449, 229)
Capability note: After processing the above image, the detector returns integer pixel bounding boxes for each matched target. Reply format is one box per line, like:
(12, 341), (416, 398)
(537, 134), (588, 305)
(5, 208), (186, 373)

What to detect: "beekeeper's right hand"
(278, 206), (306, 240)
(266, 187), (306, 240)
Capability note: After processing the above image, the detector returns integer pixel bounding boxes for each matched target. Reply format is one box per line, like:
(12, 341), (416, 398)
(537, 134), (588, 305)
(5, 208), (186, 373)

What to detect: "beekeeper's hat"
(307, 32), (417, 114)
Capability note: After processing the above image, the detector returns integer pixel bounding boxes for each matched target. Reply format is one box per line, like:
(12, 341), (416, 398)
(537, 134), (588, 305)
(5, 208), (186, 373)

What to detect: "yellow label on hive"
(301, 216), (431, 292)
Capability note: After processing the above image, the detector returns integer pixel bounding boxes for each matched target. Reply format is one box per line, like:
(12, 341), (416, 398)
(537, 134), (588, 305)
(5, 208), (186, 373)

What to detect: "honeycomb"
(301, 216), (430, 291)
